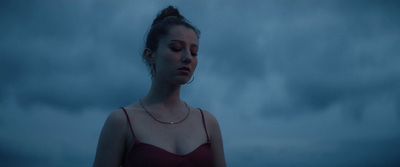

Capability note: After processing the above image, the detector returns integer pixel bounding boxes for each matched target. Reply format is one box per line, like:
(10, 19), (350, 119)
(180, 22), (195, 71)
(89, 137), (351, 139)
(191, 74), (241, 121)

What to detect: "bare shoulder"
(198, 108), (227, 167)
(198, 108), (219, 126)
(108, 108), (127, 124)
(197, 108), (221, 138)
(106, 103), (145, 129)
(93, 108), (129, 167)
(102, 108), (129, 133)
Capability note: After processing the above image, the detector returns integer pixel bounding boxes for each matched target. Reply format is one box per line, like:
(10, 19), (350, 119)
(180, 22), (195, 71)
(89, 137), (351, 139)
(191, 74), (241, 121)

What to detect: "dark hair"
(143, 6), (200, 76)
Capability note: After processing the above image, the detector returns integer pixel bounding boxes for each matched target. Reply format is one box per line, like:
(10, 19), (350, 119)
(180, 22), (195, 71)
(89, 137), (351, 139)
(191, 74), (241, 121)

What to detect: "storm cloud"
(1, 1), (400, 167)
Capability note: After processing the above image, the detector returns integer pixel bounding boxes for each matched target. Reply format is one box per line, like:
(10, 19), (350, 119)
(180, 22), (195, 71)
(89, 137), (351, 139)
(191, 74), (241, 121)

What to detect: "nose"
(181, 49), (192, 64)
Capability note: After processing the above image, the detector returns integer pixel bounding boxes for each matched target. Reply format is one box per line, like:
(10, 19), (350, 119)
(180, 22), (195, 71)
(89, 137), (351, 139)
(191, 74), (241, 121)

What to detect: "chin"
(175, 77), (190, 85)
(177, 79), (189, 85)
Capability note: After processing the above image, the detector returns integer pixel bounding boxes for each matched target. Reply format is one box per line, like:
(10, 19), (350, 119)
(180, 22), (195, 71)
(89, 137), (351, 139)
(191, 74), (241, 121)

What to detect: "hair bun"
(151, 6), (186, 26)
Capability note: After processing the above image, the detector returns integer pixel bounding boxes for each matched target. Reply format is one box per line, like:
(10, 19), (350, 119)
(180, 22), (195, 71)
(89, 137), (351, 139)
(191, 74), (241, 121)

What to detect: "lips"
(178, 66), (191, 73)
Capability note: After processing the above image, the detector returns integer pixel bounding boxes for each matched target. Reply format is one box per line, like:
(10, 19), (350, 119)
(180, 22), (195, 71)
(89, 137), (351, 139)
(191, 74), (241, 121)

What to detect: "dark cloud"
(1, 1), (400, 167)
(235, 1), (400, 118)
(227, 137), (400, 167)
(1, 1), (152, 112)
(0, 138), (93, 167)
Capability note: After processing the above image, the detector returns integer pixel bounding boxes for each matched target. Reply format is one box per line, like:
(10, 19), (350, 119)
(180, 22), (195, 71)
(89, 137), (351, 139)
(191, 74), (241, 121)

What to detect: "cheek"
(192, 58), (198, 69)
(156, 51), (177, 65)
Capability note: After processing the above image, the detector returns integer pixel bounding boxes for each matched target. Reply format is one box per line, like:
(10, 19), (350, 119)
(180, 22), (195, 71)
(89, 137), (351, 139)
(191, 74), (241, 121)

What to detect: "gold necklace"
(139, 100), (190, 125)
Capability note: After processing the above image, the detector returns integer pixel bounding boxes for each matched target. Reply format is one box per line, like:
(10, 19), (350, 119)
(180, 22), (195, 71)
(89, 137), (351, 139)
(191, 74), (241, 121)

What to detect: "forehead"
(162, 25), (199, 45)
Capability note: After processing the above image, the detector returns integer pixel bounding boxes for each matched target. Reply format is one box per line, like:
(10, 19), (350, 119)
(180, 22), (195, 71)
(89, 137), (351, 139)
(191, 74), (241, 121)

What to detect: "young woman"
(93, 6), (226, 167)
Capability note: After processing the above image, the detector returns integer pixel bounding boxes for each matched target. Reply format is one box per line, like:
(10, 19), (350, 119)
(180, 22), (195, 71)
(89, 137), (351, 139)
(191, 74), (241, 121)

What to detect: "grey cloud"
(247, 2), (400, 118)
(1, 1), (153, 112)
(227, 137), (400, 167)
(1, 1), (400, 167)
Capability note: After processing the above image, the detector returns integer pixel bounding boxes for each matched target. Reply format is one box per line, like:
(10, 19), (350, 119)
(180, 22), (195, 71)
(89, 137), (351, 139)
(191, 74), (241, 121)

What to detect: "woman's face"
(152, 25), (199, 85)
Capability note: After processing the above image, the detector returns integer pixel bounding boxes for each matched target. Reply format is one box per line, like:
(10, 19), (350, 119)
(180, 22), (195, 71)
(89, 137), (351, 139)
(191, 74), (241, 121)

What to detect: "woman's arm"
(93, 109), (127, 167)
(204, 110), (227, 167)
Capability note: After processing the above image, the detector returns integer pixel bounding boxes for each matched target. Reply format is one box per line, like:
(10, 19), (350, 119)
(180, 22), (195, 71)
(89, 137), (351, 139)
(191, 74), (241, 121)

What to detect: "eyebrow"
(170, 39), (198, 48)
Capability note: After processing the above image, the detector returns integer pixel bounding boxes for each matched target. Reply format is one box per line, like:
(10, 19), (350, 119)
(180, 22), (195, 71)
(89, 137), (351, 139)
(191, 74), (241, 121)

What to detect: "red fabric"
(120, 107), (213, 167)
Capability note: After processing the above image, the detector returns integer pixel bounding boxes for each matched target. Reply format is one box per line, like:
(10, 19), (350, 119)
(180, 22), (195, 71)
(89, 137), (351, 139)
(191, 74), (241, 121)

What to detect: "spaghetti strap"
(120, 107), (138, 141)
(198, 108), (210, 142)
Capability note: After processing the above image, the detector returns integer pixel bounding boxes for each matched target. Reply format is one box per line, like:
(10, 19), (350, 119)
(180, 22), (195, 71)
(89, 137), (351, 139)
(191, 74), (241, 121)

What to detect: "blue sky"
(1, 1), (400, 166)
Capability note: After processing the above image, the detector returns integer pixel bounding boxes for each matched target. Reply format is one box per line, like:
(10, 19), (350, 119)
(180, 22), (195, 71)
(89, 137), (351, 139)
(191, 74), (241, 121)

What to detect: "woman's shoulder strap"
(120, 107), (138, 141)
(198, 108), (210, 142)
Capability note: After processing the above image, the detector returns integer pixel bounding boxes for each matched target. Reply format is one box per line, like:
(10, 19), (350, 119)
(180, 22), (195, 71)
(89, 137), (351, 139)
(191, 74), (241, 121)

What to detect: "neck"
(142, 78), (183, 108)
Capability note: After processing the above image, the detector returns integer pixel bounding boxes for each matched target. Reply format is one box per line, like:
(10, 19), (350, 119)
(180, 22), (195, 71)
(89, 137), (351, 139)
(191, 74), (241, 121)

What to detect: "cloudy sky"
(1, 1), (400, 167)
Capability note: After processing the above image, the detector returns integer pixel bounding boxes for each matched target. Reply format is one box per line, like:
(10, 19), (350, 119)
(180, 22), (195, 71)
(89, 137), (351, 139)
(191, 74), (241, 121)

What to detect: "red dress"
(120, 107), (213, 167)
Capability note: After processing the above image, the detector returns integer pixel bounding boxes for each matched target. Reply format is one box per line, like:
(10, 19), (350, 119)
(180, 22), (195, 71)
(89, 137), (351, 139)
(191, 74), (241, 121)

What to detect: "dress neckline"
(130, 141), (211, 157)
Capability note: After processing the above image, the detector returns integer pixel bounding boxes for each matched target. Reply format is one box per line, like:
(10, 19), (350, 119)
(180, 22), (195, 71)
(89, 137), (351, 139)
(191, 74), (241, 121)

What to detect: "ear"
(143, 48), (155, 64)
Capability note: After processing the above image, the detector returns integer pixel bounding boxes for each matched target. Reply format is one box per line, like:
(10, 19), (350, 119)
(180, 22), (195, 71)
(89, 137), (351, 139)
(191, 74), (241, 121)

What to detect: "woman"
(93, 6), (226, 167)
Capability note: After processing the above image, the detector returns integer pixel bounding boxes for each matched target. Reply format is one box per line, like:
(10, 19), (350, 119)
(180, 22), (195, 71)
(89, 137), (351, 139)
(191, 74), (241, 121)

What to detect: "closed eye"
(169, 40), (198, 56)
(170, 47), (182, 52)
(191, 47), (198, 56)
